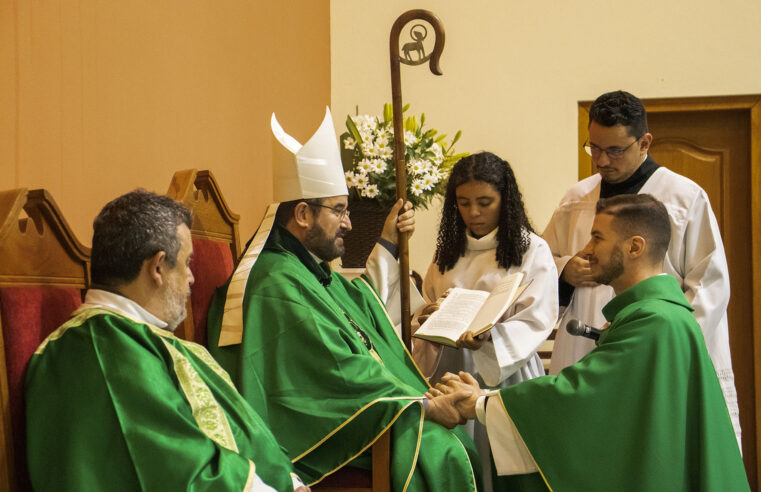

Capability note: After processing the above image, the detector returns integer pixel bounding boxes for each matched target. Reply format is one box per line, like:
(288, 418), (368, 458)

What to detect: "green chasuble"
(495, 275), (748, 491)
(26, 304), (298, 491)
(208, 224), (480, 491)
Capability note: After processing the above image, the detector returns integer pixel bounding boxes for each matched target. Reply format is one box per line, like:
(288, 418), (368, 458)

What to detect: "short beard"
(305, 222), (345, 262)
(593, 246), (625, 286)
(162, 282), (189, 331)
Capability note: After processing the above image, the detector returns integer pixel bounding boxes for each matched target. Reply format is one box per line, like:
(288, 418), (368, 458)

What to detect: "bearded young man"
(436, 194), (748, 491)
(207, 109), (481, 491)
(542, 90), (740, 443)
(25, 190), (306, 492)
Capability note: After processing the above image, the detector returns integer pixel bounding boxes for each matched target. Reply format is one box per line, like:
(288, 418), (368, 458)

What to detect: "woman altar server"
(413, 151), (558, 491)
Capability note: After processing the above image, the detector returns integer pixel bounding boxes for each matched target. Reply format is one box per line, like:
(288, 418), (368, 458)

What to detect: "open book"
(413, 272), (527, 347)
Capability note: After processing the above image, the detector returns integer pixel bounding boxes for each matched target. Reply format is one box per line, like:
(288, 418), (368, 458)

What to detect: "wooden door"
(579, 95), (761, 490)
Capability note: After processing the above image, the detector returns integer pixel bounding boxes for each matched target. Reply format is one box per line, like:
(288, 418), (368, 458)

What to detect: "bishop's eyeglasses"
(311, 203), (351, 220)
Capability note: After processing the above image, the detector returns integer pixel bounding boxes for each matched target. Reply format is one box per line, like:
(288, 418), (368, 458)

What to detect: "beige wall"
(1, 0), (331, 245)
(330, 0), (761, 274)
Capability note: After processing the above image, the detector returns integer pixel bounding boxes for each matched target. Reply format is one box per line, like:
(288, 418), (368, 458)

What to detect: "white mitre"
(217, 107), (347, 347)
(272, 107), (349, 201)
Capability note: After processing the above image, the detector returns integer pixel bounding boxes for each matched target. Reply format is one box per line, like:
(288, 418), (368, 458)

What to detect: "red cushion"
(313, 467), (372, 488)
(189, 238), (234, 347)
(0, 285), (82, 491)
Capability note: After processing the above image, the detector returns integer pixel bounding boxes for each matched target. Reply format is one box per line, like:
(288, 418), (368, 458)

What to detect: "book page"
(468, 272), (525, 334)
(415, 288), (490, 342)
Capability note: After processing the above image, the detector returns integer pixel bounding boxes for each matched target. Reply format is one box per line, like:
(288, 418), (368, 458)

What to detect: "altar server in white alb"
(412, 151), (558, 491)
(542, 90), (740, 443)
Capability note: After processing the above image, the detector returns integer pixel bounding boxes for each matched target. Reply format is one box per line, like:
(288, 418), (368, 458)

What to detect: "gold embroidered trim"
(401, 401), (425, 492)
(497, 394), (552, 492)
(306, 399), (423, 488)
(357, 277), (431, 389)
(181, 340), (236, 389)
(161, 339), (239, 453)
(293, 396), (422, 462)
(244, 461), (256, 492)
(448, 432), (479, 492)
(34, 308), (114, 354)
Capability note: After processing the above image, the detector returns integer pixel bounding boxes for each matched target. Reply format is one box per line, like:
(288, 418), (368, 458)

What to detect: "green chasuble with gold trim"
(208, 224), (480, 491)
(495, 275), (748, 491)
(26, 306), (298, 491)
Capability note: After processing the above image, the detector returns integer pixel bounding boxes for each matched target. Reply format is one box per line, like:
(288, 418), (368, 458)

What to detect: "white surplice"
(414, 228), (558, 386)
(542, 165), (741, 444)
(411, 228), (557, 491)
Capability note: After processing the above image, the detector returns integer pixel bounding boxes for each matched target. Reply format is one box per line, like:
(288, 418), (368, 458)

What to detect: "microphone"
(565, 319), (601, 341)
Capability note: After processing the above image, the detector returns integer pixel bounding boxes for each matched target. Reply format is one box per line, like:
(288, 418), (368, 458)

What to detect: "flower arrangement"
(340, 103), (466, 209)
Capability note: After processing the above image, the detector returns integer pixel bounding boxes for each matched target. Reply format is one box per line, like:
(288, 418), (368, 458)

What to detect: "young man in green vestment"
(207, 109), (481, 491)
(434, 194), (749, 491)
(25, 190), (307, 492)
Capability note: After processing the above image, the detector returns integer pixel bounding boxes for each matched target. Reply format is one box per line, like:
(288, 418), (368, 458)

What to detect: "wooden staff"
(389, 10), (445, 350)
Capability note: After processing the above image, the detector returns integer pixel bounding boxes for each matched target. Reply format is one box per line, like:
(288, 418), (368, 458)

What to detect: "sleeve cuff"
(376, 237), (399, 259)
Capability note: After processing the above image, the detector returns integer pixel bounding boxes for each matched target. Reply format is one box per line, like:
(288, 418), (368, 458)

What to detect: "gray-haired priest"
(26, 190), (307, 491)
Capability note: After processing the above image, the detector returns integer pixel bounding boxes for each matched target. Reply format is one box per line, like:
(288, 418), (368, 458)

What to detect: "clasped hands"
(423, 371), (485, 429)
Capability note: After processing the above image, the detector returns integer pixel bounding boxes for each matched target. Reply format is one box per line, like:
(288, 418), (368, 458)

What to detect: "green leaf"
(345, 115), (362, 145)
(421, 113), (426, 127)
(435, 133), (447, 143)
(451, 130), (462, 146)
(383, 103), (393, 123)
(402, 103), (410, 113)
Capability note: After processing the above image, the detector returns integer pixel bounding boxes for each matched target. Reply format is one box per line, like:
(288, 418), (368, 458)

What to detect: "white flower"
(404, 131), (419, 146)
(355, 174), (369, 188)
(357, 158), (373, 174)
(344, 137), (356, 150)
(352, 115), (378, 133)
(362, 184), (379, 198)
(344, 171), (357, 188)
(410, 180), (425, 196)
(370, 159), (387, 174)
(407, 159), (425, 174)
(421, 173), (437, 190)
(430, 143), (444, 164)
(377, 146), (393, 159)
(360, 141), (378, 157)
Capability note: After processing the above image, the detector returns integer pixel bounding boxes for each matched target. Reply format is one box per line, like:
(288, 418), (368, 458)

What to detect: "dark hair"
(434, 152), (533, 273)
(274, 197), (324, 226)
(596, 194), (671, 263)
(91, 189), (192, 288)
(589, 90), (648, 138)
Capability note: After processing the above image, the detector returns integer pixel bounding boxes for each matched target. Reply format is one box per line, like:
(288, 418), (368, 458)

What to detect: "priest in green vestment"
(435, 194), (749, 491)
(26, 190), (305, 492)
(207, 109), (481, 490)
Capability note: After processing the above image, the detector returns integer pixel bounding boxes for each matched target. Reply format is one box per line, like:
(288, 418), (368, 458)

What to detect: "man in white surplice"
(542, 90), (740, 444)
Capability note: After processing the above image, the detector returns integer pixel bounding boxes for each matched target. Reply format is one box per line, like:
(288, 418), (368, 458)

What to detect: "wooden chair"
(313, 430), (390, 491)
(166, 169), (241, 346)
(0, 188), (90, 492)
(538, 327), (557, 372)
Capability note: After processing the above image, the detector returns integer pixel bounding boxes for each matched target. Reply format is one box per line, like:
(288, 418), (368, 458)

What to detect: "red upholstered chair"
(166, 169), (240, 346)
(0, 188), (90, 492)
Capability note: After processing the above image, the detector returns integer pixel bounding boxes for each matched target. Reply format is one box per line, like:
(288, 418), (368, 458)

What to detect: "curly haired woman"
(412, 151), (559, 490)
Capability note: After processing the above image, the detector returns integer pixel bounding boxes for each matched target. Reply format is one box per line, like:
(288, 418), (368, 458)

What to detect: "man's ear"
(627, 236), (647, 259)
(146, 251), (167, 287)
(292, 202), (313, 229)
(639, 132), (653, 155)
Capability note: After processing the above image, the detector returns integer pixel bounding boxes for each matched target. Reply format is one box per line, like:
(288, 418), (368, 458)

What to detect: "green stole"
(497, 275), (748, 491)
(208, 224), (480, 491)
(26, 307), (297, 491)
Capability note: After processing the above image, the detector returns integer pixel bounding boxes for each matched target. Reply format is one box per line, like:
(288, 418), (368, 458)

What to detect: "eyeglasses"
(584, 137), (641, 159)
(311, 203), (351, 220)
